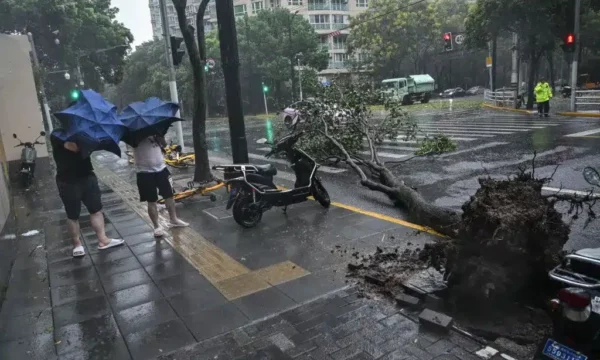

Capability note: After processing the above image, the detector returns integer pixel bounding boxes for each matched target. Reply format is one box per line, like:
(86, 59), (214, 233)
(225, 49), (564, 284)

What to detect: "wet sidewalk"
(0, 155), (520, 360)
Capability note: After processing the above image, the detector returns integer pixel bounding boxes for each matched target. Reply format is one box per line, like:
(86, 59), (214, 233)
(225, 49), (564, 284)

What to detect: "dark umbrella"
(54, 90), (126, 157)
(118, 97), (183, 147)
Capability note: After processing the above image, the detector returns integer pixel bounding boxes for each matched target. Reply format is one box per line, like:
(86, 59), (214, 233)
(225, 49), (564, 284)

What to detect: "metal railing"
(484, 89), (518, 107)
(328, 61), (347, 69)
(308, 2), (330, 10)
(311, 23), (331, 30)
(331, 23), (346, 30)
(331, 3), (348, 10)
(575, 90), (600, 111)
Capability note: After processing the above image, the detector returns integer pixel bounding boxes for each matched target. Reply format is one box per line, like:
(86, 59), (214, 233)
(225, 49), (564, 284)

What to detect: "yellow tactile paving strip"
(93, 161), (309, 300)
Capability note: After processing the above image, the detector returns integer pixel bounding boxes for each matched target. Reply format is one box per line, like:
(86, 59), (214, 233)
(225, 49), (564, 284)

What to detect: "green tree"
(237, 9), (328, 111)
(0, 0), (132, 108)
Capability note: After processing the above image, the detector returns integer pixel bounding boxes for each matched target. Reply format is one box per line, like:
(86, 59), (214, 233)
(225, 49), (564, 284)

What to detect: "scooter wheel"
(312, 178), (330, 208)
(232, 195), (263, 228)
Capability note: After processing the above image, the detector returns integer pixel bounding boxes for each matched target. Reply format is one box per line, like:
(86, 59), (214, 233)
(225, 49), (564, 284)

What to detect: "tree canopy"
(0, 0), (133, 109)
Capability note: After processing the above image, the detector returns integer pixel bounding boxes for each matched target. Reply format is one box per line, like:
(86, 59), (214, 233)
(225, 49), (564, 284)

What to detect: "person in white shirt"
(133, 135), (188, 237)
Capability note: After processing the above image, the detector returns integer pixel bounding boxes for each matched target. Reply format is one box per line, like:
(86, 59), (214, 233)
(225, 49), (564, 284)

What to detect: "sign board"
(486, 56), (493, 68)
(455, 34), (465, 45)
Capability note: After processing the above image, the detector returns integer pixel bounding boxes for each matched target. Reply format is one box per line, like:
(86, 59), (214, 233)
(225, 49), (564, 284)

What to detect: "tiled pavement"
(0, 159), (520, 360)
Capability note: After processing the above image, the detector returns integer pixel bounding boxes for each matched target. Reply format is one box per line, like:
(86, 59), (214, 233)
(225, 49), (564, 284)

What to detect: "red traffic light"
(443, 33), (451, 41)
(566, 34), (575, 44)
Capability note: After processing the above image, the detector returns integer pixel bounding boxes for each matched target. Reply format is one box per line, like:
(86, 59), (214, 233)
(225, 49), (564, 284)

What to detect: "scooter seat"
(255, 164), (277, 176)
(575, 248), (600, 260)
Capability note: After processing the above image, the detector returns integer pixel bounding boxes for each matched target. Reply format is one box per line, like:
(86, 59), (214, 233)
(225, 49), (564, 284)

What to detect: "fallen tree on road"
(294, 82), (598, 313)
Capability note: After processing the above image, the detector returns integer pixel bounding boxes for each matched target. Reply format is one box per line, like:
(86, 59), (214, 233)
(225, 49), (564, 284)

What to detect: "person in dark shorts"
(51, 131), (124, 257)
(133, 135), (188, 237)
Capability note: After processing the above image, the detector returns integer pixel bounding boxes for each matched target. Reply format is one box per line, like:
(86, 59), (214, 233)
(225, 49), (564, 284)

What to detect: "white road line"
(565, 128), (600, 137)
(247, 153), (347, 174)
(394, 136), (478, 142)
(417, 125), (540, 131)
(438, 142), (508, 158)
(361, 151), (408, 159)
(419, 129), (511, 136)
(425, 121), (561, 126)
(542, 187), (600, 198)
(256, 147), (272, 152)
(376, 145), (420, 152)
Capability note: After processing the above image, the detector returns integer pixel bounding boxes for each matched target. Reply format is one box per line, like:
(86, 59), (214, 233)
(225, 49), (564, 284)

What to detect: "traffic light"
(443, 32), (453, 51)
(204, 64), (209, 72)
(262, 83), (269, 93)
(562, 33), (576, 53)
(170, 36), (185, 66)
(70, 89), (80, 101)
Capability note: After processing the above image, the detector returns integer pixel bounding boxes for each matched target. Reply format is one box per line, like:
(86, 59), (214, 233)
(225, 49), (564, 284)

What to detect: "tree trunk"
(548, 50), (555, 93)
(172, 0), (212, 183)
(491, 35), (497, 91)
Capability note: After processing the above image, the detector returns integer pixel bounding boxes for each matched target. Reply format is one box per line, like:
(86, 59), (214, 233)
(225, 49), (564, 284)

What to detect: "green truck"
(381, 74), (436, 105)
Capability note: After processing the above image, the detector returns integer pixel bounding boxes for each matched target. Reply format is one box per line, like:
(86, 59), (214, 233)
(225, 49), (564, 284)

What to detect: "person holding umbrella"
(120, 98), (188, 237)
(54, 91), (126, 257)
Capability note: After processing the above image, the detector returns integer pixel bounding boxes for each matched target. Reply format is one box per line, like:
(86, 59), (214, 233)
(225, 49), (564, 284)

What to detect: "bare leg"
(164, 198), (179, 223)
(67, 219), (81, 248)
(148, 202), (159, 229)
(90, 211), (110, 246)
(164, 198), (188, 227)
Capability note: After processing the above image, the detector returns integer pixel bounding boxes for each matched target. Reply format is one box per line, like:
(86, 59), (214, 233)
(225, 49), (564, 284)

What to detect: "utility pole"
(262, 82), (269, 115)
(216, 0), (249, 163)
(297, 54), (303, 101)
(27, 33), (53, 133)
(159, 0), (185, 152)
(570, 0), (581, 112)
(511, 32), (519, 107)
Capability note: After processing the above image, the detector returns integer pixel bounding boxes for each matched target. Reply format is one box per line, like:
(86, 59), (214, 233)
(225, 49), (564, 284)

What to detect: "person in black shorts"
(51, 130), (124, 257)
(133, 135), (188, 237)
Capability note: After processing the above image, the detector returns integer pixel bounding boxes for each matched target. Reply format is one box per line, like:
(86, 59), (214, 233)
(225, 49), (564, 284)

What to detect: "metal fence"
(484, 89), (518, 107)
(575, 90), (600, 112)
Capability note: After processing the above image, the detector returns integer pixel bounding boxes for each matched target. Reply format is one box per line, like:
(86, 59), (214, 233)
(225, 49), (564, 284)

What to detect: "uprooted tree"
(294, 81), (597, 313)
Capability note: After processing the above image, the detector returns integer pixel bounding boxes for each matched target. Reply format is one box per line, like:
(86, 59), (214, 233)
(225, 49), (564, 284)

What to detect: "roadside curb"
(557, 111), (600, 118)
(483, 103), (535, 115)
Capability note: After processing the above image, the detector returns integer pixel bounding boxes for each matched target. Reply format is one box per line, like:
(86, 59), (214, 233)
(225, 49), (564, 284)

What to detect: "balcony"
(332, 43), (346, 50)
(311, 23), (331, 30)
(331, 23), (346, 30)
(328, 61), (347, 69)
(331, 3), (348, 11)
(308, 2), (330, 10)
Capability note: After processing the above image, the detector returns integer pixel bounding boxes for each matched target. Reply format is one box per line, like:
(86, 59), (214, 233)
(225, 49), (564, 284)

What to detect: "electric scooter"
(213, 131), (330, 228)
(534, 166), (600, 359)
(13, 131), (45, 187)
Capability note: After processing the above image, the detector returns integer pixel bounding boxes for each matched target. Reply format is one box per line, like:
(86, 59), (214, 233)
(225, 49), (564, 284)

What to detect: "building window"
(270, 0), (281, 7)
(331, 0), (348, 11)
(234, 4), (247, 16)
(310, 14), (330, 30)
(252, 1), (264, 13)
(356, 0), (368, 7)
(308, 0), (329, 10)
(332, 35), (346, 50)
(288, 0), (303, 5)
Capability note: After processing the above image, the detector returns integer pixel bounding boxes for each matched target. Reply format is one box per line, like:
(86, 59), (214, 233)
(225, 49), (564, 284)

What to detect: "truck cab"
(382, 75), (435, 105)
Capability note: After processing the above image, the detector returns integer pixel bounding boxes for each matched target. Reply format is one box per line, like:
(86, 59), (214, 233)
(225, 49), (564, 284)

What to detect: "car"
(439, 87), (466, 98)
(279, 100), (349, 129)
(466, 86), (485, 96)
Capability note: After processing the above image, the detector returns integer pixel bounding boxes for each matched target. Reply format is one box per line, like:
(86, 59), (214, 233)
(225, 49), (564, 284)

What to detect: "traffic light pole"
(159, 0), (185, 152)
(216, 0), (249, 164)
(570, 0), (581, 112)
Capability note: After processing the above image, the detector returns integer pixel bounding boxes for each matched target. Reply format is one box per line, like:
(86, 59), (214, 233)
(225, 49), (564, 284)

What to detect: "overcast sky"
(112, 0), (153, 48)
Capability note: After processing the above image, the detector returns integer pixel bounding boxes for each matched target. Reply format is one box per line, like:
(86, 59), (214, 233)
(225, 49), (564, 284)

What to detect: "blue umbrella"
(119, 97), (183, 146)
(54, 90), (126, 157)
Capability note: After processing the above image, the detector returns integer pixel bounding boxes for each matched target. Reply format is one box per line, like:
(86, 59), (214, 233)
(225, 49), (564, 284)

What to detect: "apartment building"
(148, 0), (369, 76)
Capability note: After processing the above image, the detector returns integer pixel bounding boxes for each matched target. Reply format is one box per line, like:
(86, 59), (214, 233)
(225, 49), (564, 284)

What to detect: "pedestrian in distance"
(51, 130), (125, 258)
(535, 78), (553, 118)
(133, 135), (188, 237)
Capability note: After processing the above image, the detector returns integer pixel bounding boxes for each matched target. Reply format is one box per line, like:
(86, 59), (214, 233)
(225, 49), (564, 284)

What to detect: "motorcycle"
(13, 131), (45, 187)
(561, 86), (572, 99)
(535, 166), (600, 360)
(212, 131), (330, 228)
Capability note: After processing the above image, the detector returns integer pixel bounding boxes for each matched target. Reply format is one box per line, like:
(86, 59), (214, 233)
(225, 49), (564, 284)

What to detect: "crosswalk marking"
(565, 128), (600, 137)
(417, 125), (540, 131)
(361, 151), (408, 159)
(418, 129), (511, 136)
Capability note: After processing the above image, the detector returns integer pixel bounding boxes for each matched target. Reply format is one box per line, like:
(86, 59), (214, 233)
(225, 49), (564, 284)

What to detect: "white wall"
(0, 34), (48, 162)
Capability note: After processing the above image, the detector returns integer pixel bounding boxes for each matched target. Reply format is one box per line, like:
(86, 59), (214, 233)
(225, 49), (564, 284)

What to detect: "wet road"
(178, 109), (600, 251)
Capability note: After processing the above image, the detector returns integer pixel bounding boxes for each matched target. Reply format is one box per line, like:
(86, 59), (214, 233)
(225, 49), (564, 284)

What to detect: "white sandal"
(98, 239), (125, 250)
(73, 245), (86, 258)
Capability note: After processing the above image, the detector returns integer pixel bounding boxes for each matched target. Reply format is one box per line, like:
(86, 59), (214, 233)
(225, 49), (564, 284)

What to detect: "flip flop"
(73, 245), (86, 258)
(98, 239), (125, 250)
(169, 220), (189, 228)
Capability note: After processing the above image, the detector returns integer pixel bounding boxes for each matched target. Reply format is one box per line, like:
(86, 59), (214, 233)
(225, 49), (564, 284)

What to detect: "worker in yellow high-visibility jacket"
(535, 78), (553, 118)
